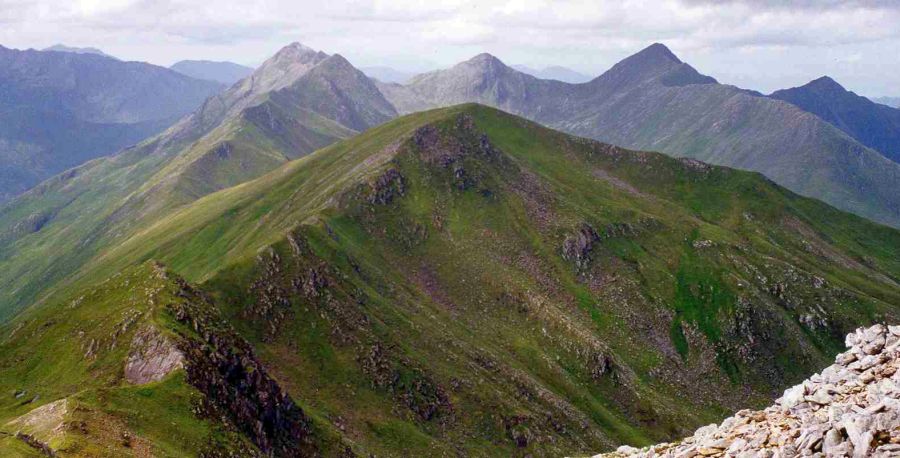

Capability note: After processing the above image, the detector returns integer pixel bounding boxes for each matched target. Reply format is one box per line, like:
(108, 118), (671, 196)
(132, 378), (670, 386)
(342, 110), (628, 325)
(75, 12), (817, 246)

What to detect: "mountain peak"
(455, 53), (510, 78)
(271, 42), (323, 61)
(281, 41), (316, 53)
(806, 75), (846, 92)
(245, 42), (330, 94)
(469, 52), (503, 63)
(635, 43), (682, 65)
(596, 42), (692, 86)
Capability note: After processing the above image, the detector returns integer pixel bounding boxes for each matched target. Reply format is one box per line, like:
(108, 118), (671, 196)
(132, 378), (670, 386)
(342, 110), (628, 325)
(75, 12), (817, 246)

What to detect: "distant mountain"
(511, 64), (592, 83)
(873, 96), (900, 108)
(43, 44), (114, 59)
(0, 45), (223, 202)
(360, 65), (418, 83)
(170, 59), (254, 85)
(770, 76), (900, 164)
(0, 42), (396, 319)
(378, 43), (900, 228)
(377, 53), (574, 118)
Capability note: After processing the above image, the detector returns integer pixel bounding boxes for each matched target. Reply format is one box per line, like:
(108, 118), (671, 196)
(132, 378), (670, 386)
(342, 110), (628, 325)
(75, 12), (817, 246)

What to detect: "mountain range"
(8, 42), (900, 230)
(170, 60), (255, 85)
(42, 44), (115, 59)
(0, 45), (223, 202)
(378, 44), (900, 228)
(0, 41), (899, 456)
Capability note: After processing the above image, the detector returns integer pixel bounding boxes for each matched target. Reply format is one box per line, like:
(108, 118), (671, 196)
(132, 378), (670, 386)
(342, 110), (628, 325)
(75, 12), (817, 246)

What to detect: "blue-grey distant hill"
(873, 97), (900, 108)
(511, 64), (592, 83)
(43, 44), (115, 59)
(360, 66), (419, 84)
(170, 59), (254, 85)
(0, 45), (223, 202)
(771, 77), (900, 164)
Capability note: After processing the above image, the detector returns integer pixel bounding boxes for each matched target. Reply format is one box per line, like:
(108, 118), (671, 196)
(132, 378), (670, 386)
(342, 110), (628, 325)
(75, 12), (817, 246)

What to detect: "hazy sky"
(2, 0), (899, 96)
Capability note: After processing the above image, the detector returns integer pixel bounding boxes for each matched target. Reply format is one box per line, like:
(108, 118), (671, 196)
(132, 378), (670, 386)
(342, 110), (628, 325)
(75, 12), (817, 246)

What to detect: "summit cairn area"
(600, 324), (900, 457)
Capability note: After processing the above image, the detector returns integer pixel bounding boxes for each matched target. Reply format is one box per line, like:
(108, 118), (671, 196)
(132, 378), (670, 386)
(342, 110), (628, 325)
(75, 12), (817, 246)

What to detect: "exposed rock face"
(164, 270), (319, 457)
(368, 168), (406, 205)
(598, 324), (900, 457)
(124, 326), (185, 384)
(562, 224), (600, 270)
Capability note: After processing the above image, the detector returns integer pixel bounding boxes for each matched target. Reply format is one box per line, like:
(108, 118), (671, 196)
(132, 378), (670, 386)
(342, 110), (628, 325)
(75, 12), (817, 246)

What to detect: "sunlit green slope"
(3, 104), (896, 456)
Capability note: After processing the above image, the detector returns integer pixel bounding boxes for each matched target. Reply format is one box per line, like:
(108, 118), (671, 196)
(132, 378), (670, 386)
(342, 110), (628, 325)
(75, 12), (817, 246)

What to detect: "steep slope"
(13, 104), (899, 456)
(0, 45), (223, 202)
(771, 76), (900, 164)
(170, 60), (254, 85)
(0, 42), (396, 321)
(0, 262), (341, 456)
(380, 44), (900, 228)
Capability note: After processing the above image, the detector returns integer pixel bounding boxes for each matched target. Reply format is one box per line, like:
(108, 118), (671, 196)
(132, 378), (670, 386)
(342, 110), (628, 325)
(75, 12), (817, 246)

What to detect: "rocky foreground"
(599, 324), (900, 457)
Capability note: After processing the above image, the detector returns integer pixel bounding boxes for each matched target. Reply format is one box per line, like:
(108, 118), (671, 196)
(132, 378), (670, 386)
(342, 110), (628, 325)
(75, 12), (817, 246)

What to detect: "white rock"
(781, 384), (807, 409)
(594, 324), (900, 458)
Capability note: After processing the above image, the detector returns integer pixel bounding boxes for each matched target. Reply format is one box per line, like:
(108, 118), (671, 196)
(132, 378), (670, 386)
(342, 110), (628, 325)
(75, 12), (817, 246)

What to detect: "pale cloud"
(1, 0), (898, 96)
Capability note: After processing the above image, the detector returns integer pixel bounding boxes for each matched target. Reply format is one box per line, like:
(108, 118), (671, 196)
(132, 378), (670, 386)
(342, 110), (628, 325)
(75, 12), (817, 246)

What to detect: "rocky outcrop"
(562, 224), (600, 270)
(410, 114), (502, 168)
(159, 266), (319, 457)
(124, 326), (184, 384)
(358, 342), (453, 422)
(368, 168), (406, 205)
(599, 324), (900, 457)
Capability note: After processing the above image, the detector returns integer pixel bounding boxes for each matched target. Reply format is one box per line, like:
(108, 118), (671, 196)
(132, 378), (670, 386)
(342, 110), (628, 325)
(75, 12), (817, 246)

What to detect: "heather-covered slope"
(0, 43), (396, 321)
(380, 44), (900, 228)
(771, 76), (900, 164)
(0, 45), (223, 202)
(10, 104), (897, 455)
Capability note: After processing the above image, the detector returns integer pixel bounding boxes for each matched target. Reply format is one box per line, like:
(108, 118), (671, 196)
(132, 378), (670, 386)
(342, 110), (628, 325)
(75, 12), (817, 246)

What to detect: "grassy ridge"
(0, 264), (233, 456)
(1, 105), (899, 455)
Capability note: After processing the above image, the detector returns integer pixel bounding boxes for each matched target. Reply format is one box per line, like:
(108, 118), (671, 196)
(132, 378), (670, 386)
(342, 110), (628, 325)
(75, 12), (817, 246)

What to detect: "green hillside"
(3, 104), (898, 456)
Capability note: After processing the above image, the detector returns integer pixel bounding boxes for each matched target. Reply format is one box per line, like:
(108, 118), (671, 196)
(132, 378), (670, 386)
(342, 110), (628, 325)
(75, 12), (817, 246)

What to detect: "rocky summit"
(600, 324), (900, 458)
